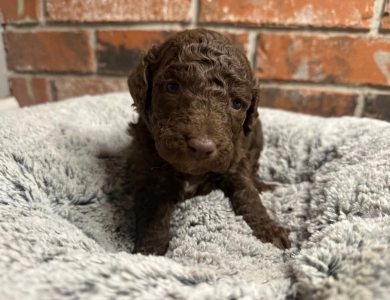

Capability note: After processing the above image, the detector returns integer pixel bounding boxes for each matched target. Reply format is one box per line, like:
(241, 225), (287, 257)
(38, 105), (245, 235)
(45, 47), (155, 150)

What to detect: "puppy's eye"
(232, 99), (242, 110)
(166, 82), (181, 94)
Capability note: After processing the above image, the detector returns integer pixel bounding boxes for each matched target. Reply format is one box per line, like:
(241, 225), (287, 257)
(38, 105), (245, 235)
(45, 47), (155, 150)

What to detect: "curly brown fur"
(127, 29), (290, 255)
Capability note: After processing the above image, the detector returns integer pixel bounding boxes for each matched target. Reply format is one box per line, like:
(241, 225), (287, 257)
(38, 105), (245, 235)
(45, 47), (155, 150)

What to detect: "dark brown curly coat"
(127, 28), (290, 255)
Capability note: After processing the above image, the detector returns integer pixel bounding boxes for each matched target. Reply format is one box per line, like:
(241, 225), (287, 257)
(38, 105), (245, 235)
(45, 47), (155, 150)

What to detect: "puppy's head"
(128, 29), (259, 175)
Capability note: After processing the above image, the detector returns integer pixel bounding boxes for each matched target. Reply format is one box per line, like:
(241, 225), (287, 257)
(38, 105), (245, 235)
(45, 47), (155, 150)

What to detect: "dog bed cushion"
(0, 93), (389, 299)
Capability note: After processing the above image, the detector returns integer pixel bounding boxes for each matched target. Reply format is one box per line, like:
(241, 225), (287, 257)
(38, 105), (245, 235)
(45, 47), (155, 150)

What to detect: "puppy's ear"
(127, 46), (156, 115)
(243, 78), (260, 136)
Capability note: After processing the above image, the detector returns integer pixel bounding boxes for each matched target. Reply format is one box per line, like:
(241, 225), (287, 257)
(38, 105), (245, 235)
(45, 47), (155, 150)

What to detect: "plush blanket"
(0, 93), (389, 300)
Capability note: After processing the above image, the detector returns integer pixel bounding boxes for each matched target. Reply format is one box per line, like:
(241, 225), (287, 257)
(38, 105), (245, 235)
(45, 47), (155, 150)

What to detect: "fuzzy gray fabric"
(0, 93), (389, 300)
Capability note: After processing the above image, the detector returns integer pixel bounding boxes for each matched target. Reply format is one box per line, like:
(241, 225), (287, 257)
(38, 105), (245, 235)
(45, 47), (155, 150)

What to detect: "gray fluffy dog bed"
(0, 93), (389, 299)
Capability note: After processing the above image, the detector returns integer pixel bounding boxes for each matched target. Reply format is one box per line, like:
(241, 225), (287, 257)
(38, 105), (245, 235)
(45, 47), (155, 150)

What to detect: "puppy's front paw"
(132, 239), (169, 256)
(253, 221), (291, 250)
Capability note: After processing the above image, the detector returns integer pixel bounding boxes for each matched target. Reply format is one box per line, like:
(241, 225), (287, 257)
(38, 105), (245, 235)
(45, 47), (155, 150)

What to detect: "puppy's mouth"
(155, 136), (232, 175)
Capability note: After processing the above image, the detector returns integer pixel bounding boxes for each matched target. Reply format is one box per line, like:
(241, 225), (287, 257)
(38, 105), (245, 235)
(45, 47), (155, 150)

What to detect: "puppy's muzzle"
(187, 137), (216, 160)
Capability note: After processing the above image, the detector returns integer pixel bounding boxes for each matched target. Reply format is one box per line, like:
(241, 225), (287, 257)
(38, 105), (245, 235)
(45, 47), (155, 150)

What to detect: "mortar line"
(259, 82), (366, 93)
(259, 81), (390, 93)
(4, 23), (373, 35)
(370, 0), (387, 35)
(4, 23), (188, 31)
(247, 31), (258, 70)
(7, 71), (128, 80)
(41, 0), (47, 25)
(354, 90), (366, 117)
(49, 76), (57, 101)
(198, 23), (369, 34)
(8, 23), (390, 38)
(189, 0), (200, 29)
(0, 26), (10, 97)
(91, 29), (97, 73)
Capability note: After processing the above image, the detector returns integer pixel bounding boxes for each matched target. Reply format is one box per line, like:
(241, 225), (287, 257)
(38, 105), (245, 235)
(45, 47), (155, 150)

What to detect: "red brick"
(97, 30), (249, 75)
(200, 0), (375, 28)
(53, 78), (128, 100)
(363, 93), (390, 121)
(46, 0), (191, 22)
(10, 77), (52, 107)
(97, 30), (170, 75)
(225, 32), (249, 54)
(255, 33), (390, 87)
(4, 31), (94, 73)
(0, 0), (41, 23)
(259, 87), (358, 117)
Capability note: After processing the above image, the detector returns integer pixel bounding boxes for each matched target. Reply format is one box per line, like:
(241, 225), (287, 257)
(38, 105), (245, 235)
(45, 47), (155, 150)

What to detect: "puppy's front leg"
(132, 187), (176, 255)
(222, 160), (291, 250)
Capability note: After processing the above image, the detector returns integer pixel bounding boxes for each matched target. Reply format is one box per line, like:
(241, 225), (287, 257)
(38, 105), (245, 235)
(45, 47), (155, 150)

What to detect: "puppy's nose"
(187, 138), (216, 160)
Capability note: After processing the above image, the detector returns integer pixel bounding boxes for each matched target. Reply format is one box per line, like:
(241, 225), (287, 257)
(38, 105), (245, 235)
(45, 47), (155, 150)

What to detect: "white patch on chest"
(183, 181), (198, 194)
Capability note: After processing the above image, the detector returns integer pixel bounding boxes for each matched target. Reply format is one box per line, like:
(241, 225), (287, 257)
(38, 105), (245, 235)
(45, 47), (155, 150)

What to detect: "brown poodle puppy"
(127, 28), (290, 255)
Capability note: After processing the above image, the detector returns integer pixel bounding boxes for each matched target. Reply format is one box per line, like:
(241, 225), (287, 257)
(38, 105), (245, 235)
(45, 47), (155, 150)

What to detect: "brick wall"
(1, 0), (390, 120)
